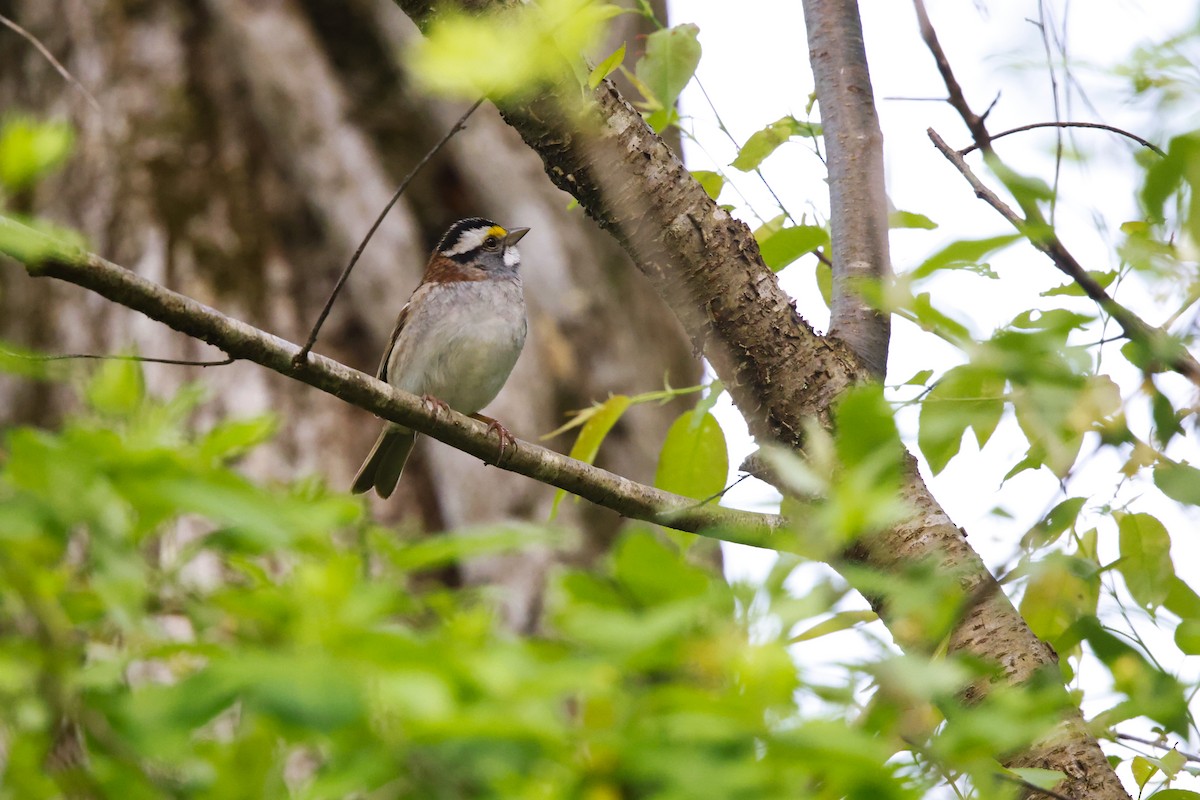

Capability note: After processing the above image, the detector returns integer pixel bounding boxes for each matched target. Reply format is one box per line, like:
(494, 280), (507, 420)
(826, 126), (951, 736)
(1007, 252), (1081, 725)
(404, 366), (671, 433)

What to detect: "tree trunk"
(0, 0), (697, 630)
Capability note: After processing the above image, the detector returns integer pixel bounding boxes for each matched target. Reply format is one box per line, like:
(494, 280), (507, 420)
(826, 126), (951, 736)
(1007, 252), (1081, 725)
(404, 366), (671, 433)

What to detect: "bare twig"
(292, 97), (484, 367)
(2, 215), (785, 546)
(1115, 732), (1200, 763)
(961, 121), (1164, 158)
(1, 347), (233, 368)
(912, 0), (988, 147)
(1032, 3), (1064, 222)
(0, 13), (102, 113)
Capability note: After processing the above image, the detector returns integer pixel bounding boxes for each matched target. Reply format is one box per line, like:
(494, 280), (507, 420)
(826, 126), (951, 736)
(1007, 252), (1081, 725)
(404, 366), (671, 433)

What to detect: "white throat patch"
(503, 247), (520, 268)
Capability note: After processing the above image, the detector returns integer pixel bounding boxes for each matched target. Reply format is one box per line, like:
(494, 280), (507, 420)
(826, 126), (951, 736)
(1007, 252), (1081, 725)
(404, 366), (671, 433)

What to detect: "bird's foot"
(420, 394), (451, 418)
(473, 413), (516, 465)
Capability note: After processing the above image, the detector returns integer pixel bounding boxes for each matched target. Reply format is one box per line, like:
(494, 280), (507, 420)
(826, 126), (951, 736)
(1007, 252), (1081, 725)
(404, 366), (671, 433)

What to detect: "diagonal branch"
(0, 216), (784, 547)
(915, 0), (1200, 387)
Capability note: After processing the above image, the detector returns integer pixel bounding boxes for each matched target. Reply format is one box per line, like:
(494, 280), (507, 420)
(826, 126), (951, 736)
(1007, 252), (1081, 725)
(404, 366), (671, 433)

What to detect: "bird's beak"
(504, 227), (530, 247)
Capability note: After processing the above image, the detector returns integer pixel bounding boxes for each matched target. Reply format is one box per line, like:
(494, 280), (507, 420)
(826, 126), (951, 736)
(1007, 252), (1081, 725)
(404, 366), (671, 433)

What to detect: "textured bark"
(0, 0), (697, 630)
(802, 0), (892, 379)
(388, 1), (1128, 795)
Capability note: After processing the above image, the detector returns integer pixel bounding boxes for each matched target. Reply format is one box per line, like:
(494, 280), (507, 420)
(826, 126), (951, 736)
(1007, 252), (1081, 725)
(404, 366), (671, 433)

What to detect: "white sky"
(673, 0), (1200, 788)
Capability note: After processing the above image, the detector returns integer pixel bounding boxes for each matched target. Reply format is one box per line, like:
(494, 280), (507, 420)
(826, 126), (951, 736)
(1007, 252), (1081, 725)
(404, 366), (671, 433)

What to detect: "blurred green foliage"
(0, 356), (1105, 799)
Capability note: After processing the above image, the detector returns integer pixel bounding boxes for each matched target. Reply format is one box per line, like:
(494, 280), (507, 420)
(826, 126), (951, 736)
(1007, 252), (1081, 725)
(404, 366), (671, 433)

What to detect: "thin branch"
(912, 0), (988, 146)
(292, 97), (484, 367)
(0, 347), (233, 368)
(0, 13), (101, 113)
(1033, 1), (1065, 223)
(928, 127), (1200, 386)
(961, 121), (1164, 158)
(1, 216), (785, 547)
(1115, 732), (1200, 764)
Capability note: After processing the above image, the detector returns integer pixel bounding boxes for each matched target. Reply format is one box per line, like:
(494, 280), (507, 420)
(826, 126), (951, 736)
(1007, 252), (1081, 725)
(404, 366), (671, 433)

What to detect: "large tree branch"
(384, 2), (1132, 795)
(0, 217), (784, 547)
(802, 0), (892, 379)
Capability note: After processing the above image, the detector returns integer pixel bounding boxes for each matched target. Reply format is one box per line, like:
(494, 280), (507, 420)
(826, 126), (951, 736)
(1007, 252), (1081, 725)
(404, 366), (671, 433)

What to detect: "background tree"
(0, 0), (696, 631)
(1, 1), (1198, 799)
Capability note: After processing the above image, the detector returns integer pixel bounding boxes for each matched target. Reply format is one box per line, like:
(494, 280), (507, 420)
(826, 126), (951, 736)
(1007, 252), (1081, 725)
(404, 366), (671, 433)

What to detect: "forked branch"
(915, 0), (1200, 387)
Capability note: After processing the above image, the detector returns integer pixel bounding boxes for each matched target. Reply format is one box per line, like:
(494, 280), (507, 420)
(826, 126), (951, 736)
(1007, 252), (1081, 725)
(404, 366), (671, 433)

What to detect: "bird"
(351, 218), (530, 498)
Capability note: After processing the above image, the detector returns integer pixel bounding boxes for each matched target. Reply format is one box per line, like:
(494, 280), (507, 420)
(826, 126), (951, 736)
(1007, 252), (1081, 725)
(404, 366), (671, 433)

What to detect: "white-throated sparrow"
(352, 217), (530, 498)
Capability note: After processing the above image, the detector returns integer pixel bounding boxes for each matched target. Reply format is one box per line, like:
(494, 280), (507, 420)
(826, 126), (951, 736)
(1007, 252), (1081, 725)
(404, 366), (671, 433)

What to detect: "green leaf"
(790, 610), (877, 642)
(731, 116), (821, 171)
(1146, 790), (1200, 800)
(888, 210), (938, 230)
(1164, 577), (1200, 619)
(690, 169), (725, 201)
(1019, 555), (1099, 644)
(834, 384), (903, 475)
(408, 0), (623, 100)
(588, 41), (626, 88)
(917, 365), (1006, 474)
(1154, 461), (1200, 505)
(654, 410), (728, 500)
(634, 23), (701, 131)
(1005, 768), (1066, 792)
(391, 524), (564, 572)
(902, 369), (934, 386)
(816, 260), (832, 309)
(1132, 755), (1157, 789)
(198, 416), (278, 461)
(0, 116), (74, 192)
(1023, 497), (1086, 548)
(613, 530), (710, 607)
(1117, 512), (1174, 609)
(1040, 270), (1118, 297)
(755, 224), (829, 271)
(911, 234), (1021, 280)
(1174, 619), (1200, 655)
(1142, 131), (1200, 244)
(550, 394), (632, 519)
(905, 291), (973, 343)
(85, 358), (145, 416)
(0, 213), (87, 266)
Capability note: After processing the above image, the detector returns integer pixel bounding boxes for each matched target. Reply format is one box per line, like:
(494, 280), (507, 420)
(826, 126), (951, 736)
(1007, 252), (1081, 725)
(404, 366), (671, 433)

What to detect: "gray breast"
(386, 278), (527, 415)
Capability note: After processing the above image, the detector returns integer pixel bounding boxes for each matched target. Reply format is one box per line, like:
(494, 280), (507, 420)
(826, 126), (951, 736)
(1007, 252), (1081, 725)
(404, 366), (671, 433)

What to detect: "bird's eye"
(482, 236), (501, 251)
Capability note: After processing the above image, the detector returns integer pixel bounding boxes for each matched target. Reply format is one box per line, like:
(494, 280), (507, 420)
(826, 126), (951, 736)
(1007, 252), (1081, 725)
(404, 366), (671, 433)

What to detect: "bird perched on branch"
(352, 218), (529, 498)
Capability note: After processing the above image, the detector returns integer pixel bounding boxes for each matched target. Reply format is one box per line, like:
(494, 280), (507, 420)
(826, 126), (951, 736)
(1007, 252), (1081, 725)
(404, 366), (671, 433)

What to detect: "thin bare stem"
(0, 13), (101, 113)
(1115, 732), (1200, 764)
(1, 348), (233, 368)
(293, 97), (484, 366)
(912, 0), (988, 146)
(961, 121), (1164, 158)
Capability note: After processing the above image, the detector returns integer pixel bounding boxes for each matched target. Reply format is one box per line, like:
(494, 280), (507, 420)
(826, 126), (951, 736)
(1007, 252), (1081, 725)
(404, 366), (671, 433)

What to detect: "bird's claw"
(421, 394), (451, 417)
(474, 414), (516, 465)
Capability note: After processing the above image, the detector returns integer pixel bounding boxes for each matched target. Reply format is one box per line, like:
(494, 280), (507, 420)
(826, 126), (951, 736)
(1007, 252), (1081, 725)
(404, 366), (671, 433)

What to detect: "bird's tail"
(351, 427), (417, 498)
